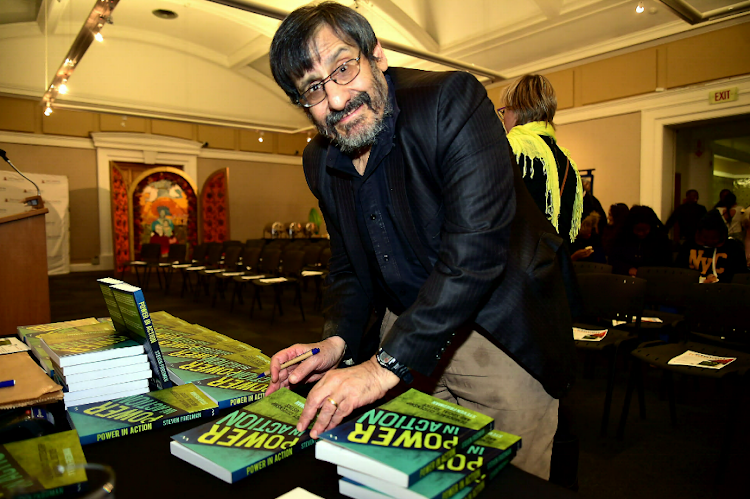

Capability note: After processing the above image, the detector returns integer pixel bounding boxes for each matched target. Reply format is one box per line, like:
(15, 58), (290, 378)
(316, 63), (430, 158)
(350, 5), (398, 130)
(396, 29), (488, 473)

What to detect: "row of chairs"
(128, 239), (331, 325)
(571, 264), (749, 479)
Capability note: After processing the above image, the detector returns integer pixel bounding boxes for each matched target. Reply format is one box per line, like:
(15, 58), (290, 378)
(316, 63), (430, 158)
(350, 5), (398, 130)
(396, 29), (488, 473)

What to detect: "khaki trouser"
(381, 309), (558, 480)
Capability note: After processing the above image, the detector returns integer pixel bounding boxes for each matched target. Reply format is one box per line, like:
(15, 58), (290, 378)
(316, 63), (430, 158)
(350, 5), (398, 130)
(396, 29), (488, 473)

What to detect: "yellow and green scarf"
(507, 121), (583, 242)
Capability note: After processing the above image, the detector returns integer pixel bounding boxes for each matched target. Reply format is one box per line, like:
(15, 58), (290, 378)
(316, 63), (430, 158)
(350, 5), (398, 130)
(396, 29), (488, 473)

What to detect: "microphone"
(0, 149), (43, 207)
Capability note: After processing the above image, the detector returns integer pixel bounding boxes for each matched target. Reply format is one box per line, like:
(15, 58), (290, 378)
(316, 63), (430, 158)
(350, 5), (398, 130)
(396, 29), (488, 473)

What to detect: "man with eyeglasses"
(265, 2), (577, 480)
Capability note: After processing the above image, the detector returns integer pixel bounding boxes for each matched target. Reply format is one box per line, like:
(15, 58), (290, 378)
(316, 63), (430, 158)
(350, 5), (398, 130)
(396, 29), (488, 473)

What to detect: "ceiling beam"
(531, 0), (563, 19)
(367, 0), (439, 52)
(207, 0), (505, 82)
(659, 0), (750, 25)
(228, 35), (272, 70)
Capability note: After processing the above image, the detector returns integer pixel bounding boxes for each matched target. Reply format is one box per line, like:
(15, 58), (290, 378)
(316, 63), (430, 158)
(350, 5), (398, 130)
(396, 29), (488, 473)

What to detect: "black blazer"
(303, 67), (577, 398)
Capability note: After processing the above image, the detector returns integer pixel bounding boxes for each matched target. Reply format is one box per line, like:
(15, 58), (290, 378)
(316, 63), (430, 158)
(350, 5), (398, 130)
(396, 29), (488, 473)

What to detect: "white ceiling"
(0, 0), (748, 132)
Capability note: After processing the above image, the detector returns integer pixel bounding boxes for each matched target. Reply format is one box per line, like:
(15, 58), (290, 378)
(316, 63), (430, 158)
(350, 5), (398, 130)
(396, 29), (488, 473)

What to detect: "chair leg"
(230, 282), (242, 312)
(296, 283), (305, 321)
(664, 371), (677, 427)
(600, 346), (618, 437)
(617, 359), (639, 440)
(715, 377), (742, 483)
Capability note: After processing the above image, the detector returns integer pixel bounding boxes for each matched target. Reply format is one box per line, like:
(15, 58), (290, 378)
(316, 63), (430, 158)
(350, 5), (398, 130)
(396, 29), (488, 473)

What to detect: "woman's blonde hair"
(502, 74), (557, 127)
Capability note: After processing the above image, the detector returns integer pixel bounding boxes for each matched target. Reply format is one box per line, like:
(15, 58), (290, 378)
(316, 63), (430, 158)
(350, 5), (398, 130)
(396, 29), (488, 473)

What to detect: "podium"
(0, 209), (50, 336)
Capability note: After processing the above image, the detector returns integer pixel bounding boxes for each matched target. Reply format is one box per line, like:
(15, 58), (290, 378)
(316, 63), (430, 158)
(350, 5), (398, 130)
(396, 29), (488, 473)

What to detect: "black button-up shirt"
(325, 75), (429, 315)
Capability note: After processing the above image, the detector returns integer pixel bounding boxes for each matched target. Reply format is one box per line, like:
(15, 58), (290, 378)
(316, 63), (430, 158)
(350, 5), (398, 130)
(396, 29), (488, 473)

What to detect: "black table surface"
(67, 408), (577, 499)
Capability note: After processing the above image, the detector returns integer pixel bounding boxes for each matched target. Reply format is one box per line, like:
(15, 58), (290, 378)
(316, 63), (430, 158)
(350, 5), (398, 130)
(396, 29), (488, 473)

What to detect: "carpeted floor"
(49, 270), (749, 498)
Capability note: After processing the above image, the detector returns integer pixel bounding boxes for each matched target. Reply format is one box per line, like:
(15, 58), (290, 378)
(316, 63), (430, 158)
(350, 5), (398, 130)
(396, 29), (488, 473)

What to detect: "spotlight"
(94, 32), (104, 42)
(58, 80), (68, 94)
(258, 131), (264, 143)
(636, 2), (645, 13)
(44, 105), (53, 117)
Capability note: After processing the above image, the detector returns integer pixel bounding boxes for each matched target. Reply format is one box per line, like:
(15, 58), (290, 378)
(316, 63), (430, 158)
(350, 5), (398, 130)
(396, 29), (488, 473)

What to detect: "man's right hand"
(265, 336), (347, 396)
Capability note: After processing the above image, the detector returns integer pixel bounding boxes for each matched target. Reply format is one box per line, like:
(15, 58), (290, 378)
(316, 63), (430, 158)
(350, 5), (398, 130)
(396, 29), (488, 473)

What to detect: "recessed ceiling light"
(636, 2), (645, 13)
(152, 9), (178, 20)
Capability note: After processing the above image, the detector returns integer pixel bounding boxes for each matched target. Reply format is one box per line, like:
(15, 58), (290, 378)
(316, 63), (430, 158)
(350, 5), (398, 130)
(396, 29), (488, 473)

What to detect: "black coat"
(303, 67), (578, 398)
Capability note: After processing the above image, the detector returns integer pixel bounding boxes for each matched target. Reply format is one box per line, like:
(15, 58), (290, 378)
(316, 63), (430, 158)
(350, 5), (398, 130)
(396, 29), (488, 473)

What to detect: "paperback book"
(0, 429), (88, 499)
(315, 389), (494, 488)
(38, 323), (145, 368)
(67, 383), (219, 445)
(109, 282), (172, 389)
(170, 388), (314, 483)
(97, 277), (129, 333)
(63, 378), (150, 408)
(337, 429), (521, 499)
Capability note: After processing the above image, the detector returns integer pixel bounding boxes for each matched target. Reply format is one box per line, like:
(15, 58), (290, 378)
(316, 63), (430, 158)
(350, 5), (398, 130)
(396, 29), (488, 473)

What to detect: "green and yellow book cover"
(96, 277), (128, 333)
(0, 430), (87, 499)
(316, 389), (494, 488)
(169, 388), (314, 483)
(38, 323), (144, 368)
(67, 383), (219, 445)
(109, 283), (172, 389)
(337, 429), (521, 499)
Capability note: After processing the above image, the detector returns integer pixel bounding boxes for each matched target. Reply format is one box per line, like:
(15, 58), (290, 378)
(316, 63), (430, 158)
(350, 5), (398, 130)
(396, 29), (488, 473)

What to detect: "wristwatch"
(376, 348), (413, 383)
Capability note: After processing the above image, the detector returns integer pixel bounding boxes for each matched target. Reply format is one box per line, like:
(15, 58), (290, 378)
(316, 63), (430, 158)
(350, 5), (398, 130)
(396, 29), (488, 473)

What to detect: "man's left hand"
(298, 355), (400, 439)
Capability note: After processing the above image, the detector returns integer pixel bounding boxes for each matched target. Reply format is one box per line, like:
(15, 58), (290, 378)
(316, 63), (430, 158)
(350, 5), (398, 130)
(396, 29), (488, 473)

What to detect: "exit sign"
(709, 87), (738, 104)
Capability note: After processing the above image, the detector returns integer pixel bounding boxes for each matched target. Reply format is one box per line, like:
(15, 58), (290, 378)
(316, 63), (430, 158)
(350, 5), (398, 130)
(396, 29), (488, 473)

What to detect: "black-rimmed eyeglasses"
(298, 54), (362, 108)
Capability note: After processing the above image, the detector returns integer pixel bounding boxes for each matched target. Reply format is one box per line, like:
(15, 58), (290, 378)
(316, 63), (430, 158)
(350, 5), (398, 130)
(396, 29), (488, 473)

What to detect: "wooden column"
(0, 209), (50, 335)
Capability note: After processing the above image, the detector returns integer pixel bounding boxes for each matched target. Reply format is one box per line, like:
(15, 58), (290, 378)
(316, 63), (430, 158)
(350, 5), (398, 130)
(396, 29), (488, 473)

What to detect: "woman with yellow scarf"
(501, 75), (583, 245)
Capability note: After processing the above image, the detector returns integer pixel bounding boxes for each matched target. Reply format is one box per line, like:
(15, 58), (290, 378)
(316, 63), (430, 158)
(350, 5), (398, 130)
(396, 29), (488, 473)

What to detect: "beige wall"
(0, 142), (98, 264)
(197, 158), (319, 242)
(556, 113), (642, 212)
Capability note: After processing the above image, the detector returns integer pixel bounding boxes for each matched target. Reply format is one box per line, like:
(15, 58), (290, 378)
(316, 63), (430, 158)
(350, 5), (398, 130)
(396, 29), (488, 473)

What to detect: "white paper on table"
(667, 350), (736, 369)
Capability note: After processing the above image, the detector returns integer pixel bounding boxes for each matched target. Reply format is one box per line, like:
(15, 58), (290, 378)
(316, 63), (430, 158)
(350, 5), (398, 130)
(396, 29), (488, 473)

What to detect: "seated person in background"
(675, 210), (747, 283)
(609, 205), (672, 276)
(601, 203), (629, 259)
(581, 178), (607, 236)
(503, 74), (583, 245)
(570, 212), (606, 263)
(664, 189), (707, 245)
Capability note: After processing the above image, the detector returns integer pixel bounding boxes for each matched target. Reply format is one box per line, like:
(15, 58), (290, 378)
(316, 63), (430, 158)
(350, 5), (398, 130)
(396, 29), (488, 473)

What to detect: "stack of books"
(169, 388), (314, 483)
(315, 389), (521, 499)
(37, 322), (151, 408)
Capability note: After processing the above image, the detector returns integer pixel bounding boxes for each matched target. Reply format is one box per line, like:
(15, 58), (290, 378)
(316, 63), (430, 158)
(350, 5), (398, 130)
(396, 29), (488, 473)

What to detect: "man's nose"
(325, 82), (349, 111)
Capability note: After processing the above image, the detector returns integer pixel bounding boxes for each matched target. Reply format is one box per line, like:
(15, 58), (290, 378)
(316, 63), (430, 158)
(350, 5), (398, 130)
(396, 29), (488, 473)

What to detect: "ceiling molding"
(91, 132), (203, 156)
(368, 0), (439, 52)
(200, 148), (302, 165)
(532, 0), (564, 19)
(0, 131), (94, 150)
(229, 35), (272, 70)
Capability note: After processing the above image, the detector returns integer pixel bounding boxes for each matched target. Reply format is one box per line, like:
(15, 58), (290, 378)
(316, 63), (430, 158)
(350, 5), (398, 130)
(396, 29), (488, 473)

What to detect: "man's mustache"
(325, 91), (372, 129)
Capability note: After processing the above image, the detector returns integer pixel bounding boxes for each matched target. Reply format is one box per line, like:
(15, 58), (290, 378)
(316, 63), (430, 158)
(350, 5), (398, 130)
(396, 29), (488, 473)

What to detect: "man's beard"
(310, 64), (391, 155)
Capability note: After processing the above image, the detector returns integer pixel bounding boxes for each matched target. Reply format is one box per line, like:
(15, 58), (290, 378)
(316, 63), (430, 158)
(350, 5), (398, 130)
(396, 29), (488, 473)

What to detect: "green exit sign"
(709, 87), (738, 104)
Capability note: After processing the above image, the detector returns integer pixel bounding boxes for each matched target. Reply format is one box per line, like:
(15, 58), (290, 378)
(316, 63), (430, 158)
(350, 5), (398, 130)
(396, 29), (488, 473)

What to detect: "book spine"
(433, 448), (514, 499)
(412, 424), (493, 485)
(132, 289), (172, 389)
(231, 434), (315, 483)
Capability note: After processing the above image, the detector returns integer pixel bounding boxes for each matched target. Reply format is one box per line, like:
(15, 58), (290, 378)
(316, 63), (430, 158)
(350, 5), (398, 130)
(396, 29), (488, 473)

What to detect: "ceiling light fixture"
(636, 2), (645, 13)
(94, 32), (104, 42)
(258, 131), (264, 143)
(40, 0), (120, 117)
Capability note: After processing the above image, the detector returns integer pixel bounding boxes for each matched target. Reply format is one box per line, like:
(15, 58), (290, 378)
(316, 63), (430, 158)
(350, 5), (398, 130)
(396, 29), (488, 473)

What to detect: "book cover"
(38, 324), (145, 368)
(67, 383), (219, 445)
(96, 277), (129, 333)
(170, 388), (314, 483)
(338, 453), (513, 499)
(109, 283), (172, 389)
(315, 389), (494, 488)
(337, 429), (521, 499)
(0, 429), (88, 499)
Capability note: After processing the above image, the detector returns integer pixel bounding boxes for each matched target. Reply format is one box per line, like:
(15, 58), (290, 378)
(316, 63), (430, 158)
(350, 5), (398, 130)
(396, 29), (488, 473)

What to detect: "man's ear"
(373, 41), (388, 72)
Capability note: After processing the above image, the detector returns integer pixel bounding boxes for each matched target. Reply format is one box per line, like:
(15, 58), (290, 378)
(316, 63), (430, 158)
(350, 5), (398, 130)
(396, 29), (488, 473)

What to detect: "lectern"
(0, 209), (50, 336)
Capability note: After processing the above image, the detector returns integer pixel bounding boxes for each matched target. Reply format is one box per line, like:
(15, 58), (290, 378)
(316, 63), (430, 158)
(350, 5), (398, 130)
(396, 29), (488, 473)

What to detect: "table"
(69, 409), (578, 499)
